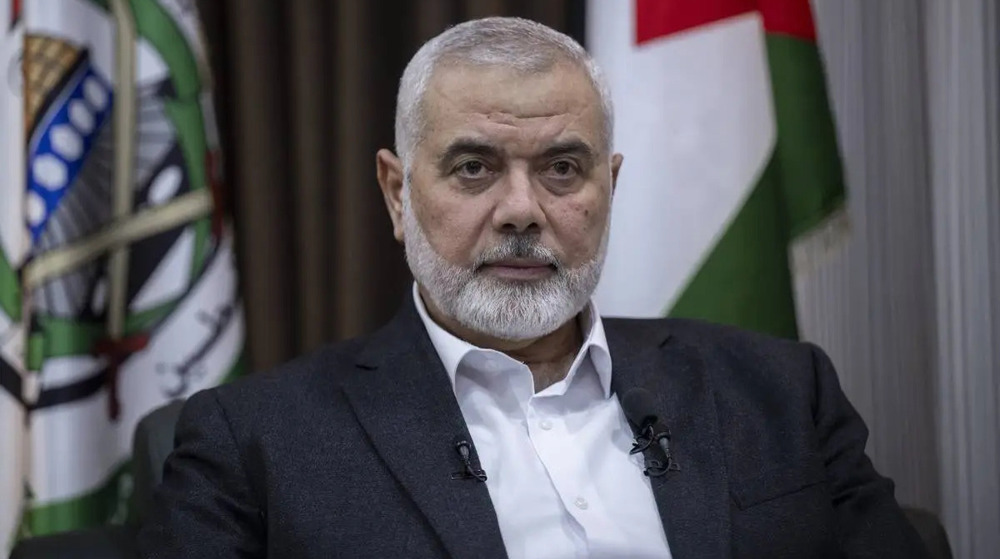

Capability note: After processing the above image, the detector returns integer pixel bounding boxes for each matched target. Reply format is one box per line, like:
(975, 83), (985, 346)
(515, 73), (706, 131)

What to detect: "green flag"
(1, 0), (245, 549)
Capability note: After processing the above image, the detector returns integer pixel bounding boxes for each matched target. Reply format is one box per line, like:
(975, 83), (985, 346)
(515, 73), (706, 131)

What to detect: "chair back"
(130, 399), (186, 526)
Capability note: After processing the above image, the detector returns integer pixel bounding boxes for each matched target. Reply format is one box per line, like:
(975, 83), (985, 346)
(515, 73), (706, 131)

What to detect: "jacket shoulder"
(187, 334), (371, 423)
(605, 316), (822, 390)
(605, 315), (803, 353)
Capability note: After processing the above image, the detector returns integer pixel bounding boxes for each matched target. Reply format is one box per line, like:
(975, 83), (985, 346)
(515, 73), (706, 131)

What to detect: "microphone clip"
(630, 422), (681, 477)
(451, 439), (488, 482)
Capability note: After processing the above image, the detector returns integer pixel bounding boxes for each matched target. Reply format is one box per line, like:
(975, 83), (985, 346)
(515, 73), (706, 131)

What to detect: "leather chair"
(10, 399), (953, 559)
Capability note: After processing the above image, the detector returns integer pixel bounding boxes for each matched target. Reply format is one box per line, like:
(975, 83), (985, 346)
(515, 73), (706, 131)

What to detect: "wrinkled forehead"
(418, 61), (606, 156)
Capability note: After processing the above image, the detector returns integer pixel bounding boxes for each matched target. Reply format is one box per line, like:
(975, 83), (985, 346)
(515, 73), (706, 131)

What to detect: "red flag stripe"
(635, 0), (817, 45)
(10, 0), (22, 29)
(635, 0), (754, 44)
(758, 0), (817, 41)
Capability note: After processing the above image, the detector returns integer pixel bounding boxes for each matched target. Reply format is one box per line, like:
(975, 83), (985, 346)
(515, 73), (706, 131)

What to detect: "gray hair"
(394, 17), (614, 171)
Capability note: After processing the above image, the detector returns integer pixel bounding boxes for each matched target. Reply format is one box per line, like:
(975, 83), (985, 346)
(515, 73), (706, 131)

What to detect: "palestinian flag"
(0, 0), (245, 550)
(588, 0), (846, 337)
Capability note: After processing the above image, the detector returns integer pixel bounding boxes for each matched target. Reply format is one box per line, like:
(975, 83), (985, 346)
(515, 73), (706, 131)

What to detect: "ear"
(376, 148), (406, 242)
(610, 153), (624, 196)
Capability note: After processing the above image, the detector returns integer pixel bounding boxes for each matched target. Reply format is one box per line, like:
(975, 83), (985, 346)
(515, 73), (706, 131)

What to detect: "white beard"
(402, 187), (609, 341)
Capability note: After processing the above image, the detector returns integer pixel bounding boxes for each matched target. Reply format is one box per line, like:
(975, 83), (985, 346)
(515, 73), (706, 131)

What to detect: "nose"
(491, 166), (546, 234)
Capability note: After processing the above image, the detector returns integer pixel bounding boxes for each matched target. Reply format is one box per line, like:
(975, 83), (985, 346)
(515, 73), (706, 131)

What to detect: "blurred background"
(1, 1), (997, 558)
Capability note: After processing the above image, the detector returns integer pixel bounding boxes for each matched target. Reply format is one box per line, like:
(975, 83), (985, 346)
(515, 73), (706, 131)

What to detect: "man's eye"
(456, 160), (489, 178)
(545, 160), (578, 178)
(552, 161), (573, 175)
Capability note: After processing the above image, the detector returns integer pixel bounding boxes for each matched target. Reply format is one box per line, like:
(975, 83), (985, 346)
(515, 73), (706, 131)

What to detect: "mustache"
(474, 235), (560, 269)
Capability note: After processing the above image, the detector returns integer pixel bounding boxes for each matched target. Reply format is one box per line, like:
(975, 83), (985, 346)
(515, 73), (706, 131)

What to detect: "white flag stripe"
(29, 232), (244, 504)
(29, 393), (123, 507)
(588, 6), (776, 317)
(1, 0), (25, 549)
(0, 390), (25, 550)
(39, 356), (104, 391)
(0, 0), (24, 268)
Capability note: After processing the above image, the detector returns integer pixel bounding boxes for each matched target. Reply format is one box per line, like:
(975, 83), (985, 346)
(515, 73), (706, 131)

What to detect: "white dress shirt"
(413, 284), (673, 559)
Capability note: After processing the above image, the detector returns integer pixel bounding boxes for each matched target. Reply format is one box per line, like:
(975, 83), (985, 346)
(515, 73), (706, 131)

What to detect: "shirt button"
(574, 497), (589, 510)
(538, 419), (553, 430)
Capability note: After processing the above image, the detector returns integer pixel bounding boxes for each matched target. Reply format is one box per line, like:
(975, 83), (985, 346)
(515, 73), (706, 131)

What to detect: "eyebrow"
(539, 140), (596, 162)
(437, 138), (504, 170)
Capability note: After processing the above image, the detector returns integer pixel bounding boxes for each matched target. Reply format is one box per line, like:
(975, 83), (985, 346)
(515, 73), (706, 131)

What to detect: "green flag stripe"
(667, 155), (800, 338)
(26, 301), (180, 368)
(21, 462), (130, 536)
(0, 249), (19, 320)
(666, 32), (843, 340)
(766, 33), (846, 240)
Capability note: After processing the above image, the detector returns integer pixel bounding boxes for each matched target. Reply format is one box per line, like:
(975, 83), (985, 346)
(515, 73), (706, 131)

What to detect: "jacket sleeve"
(808, 343), (932, 559)
(136, 389), (265, 558)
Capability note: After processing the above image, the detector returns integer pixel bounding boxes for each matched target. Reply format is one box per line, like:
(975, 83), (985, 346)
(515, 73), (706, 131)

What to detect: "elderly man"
(139, 17), (930, 559)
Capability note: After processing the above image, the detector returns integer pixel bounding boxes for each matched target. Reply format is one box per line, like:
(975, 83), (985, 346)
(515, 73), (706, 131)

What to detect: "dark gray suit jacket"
(137, 297), (930, 558)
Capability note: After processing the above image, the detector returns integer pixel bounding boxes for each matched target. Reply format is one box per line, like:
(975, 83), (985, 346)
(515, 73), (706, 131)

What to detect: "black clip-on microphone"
(621, 388), (681, 477)
(451, 438), (488, 482)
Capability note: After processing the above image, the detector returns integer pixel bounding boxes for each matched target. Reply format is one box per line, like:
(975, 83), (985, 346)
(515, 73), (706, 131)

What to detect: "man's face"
(379, 60), (623, 340)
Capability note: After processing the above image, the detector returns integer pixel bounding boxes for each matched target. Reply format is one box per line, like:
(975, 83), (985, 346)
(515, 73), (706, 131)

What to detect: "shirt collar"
(412, 282), (613, 398)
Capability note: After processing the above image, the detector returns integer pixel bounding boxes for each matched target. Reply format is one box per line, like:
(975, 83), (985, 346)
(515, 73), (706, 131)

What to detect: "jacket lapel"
(341, 298), (508, 559)
(606, 319), (732, 559)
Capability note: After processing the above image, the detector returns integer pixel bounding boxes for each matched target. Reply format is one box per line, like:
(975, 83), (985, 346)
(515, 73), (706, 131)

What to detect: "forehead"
(419, 61), (604, 151)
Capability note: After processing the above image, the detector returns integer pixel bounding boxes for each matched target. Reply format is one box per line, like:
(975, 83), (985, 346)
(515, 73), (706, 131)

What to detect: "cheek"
(548, 196), (608, 259)
(417, 196), (490, 263)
